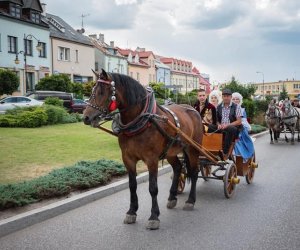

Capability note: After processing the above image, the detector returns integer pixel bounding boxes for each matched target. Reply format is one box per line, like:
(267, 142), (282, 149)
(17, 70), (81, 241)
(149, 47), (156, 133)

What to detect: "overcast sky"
(45, 0), (300, 84)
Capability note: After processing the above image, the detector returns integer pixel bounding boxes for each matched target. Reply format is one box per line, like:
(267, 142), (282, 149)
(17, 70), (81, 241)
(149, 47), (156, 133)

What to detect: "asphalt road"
(0, 133), (300, 250)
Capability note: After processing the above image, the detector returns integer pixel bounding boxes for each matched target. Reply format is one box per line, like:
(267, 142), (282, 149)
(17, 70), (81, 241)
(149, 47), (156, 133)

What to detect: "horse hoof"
(183, 202), (194, 211)
(123, 214), (137, 224)
(146, 220), (160, 230)
(291, 141), (295, 145)
(167, 200), (177, 209)
(270, 141), (274, 144)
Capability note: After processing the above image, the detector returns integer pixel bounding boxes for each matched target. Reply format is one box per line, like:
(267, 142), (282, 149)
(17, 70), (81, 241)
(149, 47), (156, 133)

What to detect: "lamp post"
(256, 71), (264, 100)
(14, 34), (42, 93)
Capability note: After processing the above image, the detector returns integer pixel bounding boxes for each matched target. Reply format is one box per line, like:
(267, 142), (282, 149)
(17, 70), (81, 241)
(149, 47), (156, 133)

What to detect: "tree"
(82, 81), (94, 97)
(0, 69), (19, 95)
(279, 85), (289, 100)
(222, 76), (257, 100)
(35, 74), (73, 92)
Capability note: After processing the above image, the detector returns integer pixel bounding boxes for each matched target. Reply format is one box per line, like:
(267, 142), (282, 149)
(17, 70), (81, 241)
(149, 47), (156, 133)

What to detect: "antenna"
(80, 13), (90, 30)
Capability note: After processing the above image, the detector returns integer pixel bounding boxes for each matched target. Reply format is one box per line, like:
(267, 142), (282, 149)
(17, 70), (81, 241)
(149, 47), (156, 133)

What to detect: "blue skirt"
(234, 128), (255, 160)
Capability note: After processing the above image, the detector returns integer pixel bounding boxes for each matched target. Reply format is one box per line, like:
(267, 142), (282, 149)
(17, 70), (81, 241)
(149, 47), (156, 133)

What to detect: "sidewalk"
(0, 130), (267, 238)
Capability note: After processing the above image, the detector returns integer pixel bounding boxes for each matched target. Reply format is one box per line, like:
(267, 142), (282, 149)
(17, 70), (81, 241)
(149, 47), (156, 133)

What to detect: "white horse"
(281, 100), (300, 144)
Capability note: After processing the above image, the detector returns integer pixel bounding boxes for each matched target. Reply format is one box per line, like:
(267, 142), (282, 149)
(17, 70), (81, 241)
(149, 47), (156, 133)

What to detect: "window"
(26, 72), (35, 92)
(31, 12), (40, 24)
(24, 39), (33, 56)
(8, 36), (17, 53)
(130, 72), (133, 77)
(95, 62), (99, 71)
(10, 4), (21, 18)
(137, 72), (140, 81)
(58, 47), (70, 61)
(38, 42), (46, 58)
(75, 50), (79, 62)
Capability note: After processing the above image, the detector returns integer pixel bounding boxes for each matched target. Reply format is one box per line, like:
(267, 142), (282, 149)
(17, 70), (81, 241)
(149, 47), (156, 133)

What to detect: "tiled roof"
(46, 13), (92, 46)
(90, 38), (126, 59)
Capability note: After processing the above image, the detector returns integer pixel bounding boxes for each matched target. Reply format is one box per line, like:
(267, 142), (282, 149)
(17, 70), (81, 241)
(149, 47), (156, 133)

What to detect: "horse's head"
(267, 101), (278, 118)
(282, 99), (292, 114)
(83, 69), (117, 127)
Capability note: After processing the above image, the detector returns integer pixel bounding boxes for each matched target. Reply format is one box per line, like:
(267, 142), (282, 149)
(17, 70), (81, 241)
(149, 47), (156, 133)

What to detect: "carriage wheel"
(246, 153), (256, 184)
(177, 172), (186, 194)
(223, 162), (238, 199)
(200, 165), (212, 181)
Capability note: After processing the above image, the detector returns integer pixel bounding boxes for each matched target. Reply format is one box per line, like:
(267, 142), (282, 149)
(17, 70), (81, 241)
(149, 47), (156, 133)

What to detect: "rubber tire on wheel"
(224, 162), (238, 199)
(246, 153), (256, 184)
(177, 173), (186, 194)
(200, 165), (211, 181)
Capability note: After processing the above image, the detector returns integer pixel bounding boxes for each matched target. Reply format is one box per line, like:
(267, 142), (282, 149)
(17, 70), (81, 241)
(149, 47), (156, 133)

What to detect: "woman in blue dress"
(232, 92), (255, 161)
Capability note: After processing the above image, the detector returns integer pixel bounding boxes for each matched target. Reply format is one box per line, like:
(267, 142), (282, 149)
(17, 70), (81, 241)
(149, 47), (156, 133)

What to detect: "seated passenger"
(209, 90), (221, 108)
(193, 89), (217, 126)
(231, 92), (255, 161)
(208, 89), (242, 159)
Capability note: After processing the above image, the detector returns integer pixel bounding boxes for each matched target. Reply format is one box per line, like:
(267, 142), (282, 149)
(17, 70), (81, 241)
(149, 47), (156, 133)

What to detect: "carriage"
(83, 69), (258, 230)
(176, 131), (257, 198)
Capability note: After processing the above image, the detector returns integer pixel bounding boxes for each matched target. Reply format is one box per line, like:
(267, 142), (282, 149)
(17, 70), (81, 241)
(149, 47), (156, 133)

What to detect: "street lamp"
(256, 71), (264, 99)
(14, 34), (42, 93)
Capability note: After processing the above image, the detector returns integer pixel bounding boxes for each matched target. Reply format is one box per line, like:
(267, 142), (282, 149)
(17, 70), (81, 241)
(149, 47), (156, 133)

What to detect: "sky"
(45, 0), (300, 85)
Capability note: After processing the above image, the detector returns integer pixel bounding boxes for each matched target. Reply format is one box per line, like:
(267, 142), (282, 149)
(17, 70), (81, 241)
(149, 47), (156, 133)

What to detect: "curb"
(0, 165), (172, 238)
(250, 130), (268, 139)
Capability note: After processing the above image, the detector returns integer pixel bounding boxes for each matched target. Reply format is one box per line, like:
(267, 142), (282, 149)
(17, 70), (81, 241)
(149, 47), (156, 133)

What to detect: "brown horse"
(83, 70), (203, 230)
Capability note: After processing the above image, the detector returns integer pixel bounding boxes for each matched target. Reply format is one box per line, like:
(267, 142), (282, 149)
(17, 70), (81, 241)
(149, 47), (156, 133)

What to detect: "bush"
(243, 99), (255, 120)
(44, 105), (68, 124)
(0, 105), (82, 127)
(0, 69), (19, 95)
(0, 107), (47, 128)
(0, 159), (126, 209)
(250, 124), (267, 134)
(44, 97), (63, 107)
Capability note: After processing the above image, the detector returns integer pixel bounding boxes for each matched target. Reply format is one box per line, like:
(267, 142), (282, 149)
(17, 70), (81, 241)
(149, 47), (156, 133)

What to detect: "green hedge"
(0, 105), (82, 128)
(0, 159), (126, 209)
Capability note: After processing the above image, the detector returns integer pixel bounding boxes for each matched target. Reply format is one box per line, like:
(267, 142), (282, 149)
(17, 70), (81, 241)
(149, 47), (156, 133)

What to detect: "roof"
(46, 13), (92, 46)
(90, 38), (126, 59)
(23, 0), (42, 12)
(117, 47), (152, 67)
(160, 57), (192, 66)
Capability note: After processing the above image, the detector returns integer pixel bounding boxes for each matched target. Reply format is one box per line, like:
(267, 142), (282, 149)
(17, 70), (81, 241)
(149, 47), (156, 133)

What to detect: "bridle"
(87, 78), (117, 114)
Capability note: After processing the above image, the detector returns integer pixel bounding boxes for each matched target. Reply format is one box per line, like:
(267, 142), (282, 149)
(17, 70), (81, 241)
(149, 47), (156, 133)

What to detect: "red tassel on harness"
(109, 100), (118, 112)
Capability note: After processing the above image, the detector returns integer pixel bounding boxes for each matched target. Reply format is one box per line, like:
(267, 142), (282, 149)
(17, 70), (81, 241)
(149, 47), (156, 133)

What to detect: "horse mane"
(110, 73), (147, 106)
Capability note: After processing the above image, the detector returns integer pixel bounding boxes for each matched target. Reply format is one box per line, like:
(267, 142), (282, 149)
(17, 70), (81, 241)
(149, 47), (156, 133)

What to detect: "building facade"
(254, 80), (300, 100)
(46, 13), (94, 83)
(89, 34), (127, 75)
(118, 47), (156, 86)
(155, 59), (171, 86)
(0, 0), (51, 94)
(160, 57), (199, 94)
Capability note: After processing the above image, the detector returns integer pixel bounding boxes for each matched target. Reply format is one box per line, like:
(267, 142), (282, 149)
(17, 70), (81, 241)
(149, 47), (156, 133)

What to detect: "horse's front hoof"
(183, 202), (194, 211)
(275, 140), (278, 143)
(146, 220), (160, 230)
(123, 214), (137, 224)
(291, 141), (295, 145)
(167, 199), (177, 209)
(270, 141), (274, 144)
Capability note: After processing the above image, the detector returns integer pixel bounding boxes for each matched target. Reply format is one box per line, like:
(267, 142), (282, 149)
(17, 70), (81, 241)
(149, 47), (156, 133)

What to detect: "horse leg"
(284, 126), (289, 142)
(269, 128), (274, 144)
(291, 127), (295, 145)
(183, 149), (199, 211)
(146, 164), (160, 230)
(166, 155), (182, 209)
(123, 159), (139, 224)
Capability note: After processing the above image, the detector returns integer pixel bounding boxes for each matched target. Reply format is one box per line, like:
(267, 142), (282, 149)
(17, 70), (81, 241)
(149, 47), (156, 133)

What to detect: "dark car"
(70, 99), (87, 113)
(27, 91), (73, 111)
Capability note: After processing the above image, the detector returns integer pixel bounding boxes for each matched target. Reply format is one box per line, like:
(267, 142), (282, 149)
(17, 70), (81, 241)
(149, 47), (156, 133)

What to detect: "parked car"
(0, 96), (43, 114)
(27, 91), (73, 111)
(70, 99), (87, 113)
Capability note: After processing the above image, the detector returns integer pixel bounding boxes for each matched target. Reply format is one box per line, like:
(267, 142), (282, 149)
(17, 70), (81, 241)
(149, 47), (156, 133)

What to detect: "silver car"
(0, 96), (43, 114)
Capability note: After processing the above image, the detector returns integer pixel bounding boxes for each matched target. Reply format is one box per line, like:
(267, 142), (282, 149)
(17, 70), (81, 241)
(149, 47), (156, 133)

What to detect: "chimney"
(99, 33), (104, 43)
(136, 47), (145, 52)
(41, 3), (46, 16)
(89, 34), (97, 39)
(110, 41), (114, 47)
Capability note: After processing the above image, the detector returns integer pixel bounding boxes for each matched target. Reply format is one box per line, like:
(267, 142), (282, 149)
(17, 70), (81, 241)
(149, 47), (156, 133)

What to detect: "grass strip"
(0, 159), (126, 210)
